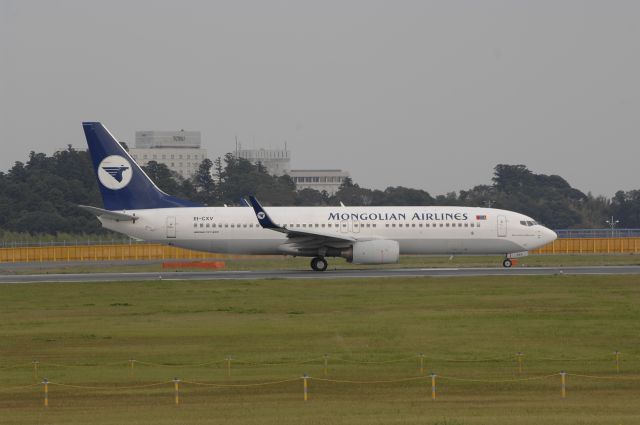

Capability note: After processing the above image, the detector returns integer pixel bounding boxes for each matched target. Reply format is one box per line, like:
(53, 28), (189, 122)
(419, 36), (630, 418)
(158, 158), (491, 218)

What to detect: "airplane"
(80, 122), (557, 271)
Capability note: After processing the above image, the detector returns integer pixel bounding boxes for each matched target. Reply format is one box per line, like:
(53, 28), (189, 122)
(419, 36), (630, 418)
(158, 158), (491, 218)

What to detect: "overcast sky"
(1, 0), (638, 197)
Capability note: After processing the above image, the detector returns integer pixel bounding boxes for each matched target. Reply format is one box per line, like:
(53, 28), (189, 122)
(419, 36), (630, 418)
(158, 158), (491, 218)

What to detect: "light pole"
(605, 216), (619, 237)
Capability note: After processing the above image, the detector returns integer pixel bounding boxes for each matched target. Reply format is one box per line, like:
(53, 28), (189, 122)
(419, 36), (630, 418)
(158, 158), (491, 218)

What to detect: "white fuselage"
(100, 206), (556, 256)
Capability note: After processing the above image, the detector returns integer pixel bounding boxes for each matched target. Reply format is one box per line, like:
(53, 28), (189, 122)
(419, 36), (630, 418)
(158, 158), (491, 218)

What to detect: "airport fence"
(1, 352), (639, 405)
(529, 237), (640, 255)
(0, 243), (259, 263)
(1, 238), (640, 263)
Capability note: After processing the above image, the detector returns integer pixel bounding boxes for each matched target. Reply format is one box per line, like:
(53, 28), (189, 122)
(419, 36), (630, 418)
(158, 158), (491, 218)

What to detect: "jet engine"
(340, 240), (400, 264)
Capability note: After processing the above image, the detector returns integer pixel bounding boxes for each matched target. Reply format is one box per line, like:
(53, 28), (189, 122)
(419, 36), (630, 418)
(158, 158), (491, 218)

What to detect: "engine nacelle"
(343, 240), (400, 264)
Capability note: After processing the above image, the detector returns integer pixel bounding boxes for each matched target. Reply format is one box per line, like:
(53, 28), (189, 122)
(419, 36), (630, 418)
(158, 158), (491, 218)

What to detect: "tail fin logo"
(98, 155), (133, 190)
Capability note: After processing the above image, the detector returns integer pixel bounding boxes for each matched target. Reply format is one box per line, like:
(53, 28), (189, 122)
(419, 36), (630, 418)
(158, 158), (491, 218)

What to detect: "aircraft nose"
(544, 227), (557, 243)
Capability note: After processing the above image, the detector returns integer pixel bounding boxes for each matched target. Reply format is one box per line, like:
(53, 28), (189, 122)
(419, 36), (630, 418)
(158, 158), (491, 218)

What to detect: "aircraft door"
(166, 216), (176, 238)
(497, 215), (507, 237)
(340, 220), (350, 234)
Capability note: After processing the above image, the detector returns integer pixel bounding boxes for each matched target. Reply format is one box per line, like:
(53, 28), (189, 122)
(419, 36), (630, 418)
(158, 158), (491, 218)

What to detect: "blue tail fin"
(82, 122), (201, 210)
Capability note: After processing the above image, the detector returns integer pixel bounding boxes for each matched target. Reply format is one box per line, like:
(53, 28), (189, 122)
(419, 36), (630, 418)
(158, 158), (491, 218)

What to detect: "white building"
(289, 169), (350, 195)
(129, 130), (207, 179)
(237, 148), (291, 176)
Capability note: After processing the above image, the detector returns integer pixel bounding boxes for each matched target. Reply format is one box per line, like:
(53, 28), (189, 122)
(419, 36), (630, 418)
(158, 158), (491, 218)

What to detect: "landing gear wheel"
(503, 258), (513, 268)
(310, 257), (328, 272)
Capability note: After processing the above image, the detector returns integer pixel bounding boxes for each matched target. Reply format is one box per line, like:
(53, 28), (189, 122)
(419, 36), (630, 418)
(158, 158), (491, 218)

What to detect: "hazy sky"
(1, 0), (639, 197)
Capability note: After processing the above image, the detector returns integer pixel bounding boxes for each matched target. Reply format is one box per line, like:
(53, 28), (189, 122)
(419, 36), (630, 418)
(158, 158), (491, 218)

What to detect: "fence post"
(174, 378), (180, 405)
(33, 360), (39, 380)
(431, 373), (437, 401)
(516, 352), (524, 374)
(614, 351), (620, 373)
(303, 374), (309, 401)
(323, 354), (329, 376)
(42, 378), (49, 407)
(418, 353), (425, 374)
(560, 371), (566, 398)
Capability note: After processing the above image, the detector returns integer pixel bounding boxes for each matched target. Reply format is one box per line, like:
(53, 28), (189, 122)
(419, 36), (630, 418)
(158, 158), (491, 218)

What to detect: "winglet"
(239, 197), (250, 207)
(248, 196), (281, 229)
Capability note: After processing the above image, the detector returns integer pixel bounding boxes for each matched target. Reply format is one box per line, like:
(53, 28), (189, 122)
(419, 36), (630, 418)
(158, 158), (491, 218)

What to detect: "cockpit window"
(520, 220), (538, 226)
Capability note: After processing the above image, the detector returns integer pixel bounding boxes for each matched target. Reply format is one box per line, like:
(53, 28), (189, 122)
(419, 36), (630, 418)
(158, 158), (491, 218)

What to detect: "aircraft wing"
(247, 196), (357, 250)
(78, 205), (137, 222)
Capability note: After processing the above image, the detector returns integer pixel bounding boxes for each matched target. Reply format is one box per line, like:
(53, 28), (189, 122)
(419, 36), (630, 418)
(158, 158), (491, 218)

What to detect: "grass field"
(1, 275), (640, 424)
(3, 253), (640, 275)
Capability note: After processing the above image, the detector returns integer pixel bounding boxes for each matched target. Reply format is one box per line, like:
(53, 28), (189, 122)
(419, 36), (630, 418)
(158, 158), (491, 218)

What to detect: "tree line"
(0, 147), (638, 237)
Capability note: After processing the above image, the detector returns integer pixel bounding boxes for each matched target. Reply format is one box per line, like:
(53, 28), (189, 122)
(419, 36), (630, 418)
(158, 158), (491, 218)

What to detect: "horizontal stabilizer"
(78, 205), (137, 222)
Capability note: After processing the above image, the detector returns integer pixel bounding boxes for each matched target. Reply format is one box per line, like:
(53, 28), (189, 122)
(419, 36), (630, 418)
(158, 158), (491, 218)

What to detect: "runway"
(2, 265), (640, 284)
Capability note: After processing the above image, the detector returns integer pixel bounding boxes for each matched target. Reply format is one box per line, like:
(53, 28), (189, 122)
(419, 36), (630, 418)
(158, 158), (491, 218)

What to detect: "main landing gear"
(502, 258), (513, 268)
(310, 256), (328, 272)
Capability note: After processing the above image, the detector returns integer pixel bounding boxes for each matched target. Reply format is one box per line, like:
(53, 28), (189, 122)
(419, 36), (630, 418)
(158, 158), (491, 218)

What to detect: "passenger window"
(392, 224), (396, 228)
(206, 223), (210, 228)
(477, 223), (481, 228)
(315, 224), (319, 228)
(399, 224), (403, 228)
(373, 224), (376, 228)
(321, 224), (326, 228)
(200, 223), (204, 228)
(243, 224), (247, 228)
(386, 224), (390, 228)
(464, 223), (468, 227)
(439, 223), (443, 227)
(328, 224), (332, 228)
(458, 223), (463, 227)
(446, 223), (450, 227)
(412, 224), (416, 228)
(470, 223), (474, 227)
(366, 224), (371, 228)
(230, 224), (235, 228)
(194, 223), (197, 228)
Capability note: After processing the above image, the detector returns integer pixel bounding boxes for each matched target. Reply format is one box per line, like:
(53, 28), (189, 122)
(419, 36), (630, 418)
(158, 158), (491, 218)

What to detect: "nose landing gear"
(310, 256), (328, 272)
(502, 258), (513, 268)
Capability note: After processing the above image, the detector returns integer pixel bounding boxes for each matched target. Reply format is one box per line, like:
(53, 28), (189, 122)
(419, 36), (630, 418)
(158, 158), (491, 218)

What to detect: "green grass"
(1, 275), (640, 424)
(3, 253), (640, 275)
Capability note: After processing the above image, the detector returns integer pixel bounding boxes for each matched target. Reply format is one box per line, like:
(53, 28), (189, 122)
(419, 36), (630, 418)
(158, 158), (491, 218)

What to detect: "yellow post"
(303, 374), (309, 401)
(323, 354), (329, 377)
(516, 352), (524, 374)
(431, 373), (437, 401)
(614, 351), (620, 373)
(42, 378), (49, 407)
(33, 360), (39, 380)
(560, 371), (566, 398)
(174, 378), (180, 405)
(226, 357), (232, 377)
